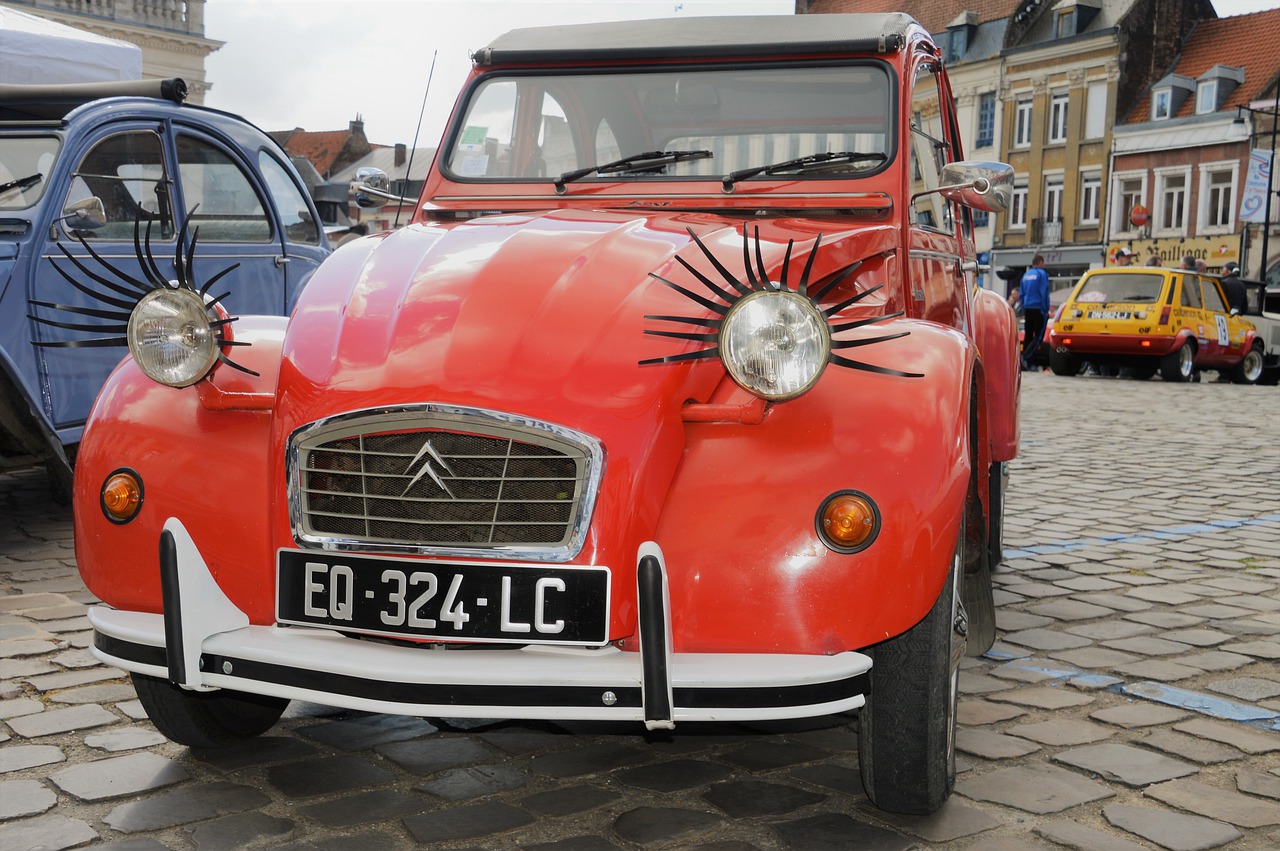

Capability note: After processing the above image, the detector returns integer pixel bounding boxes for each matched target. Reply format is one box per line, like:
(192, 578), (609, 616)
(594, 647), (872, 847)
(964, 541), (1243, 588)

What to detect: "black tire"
(131, 673), (288, 748)
(1231, 343), (1265, 385)
(1049, 349), (1081, 376)
(858, 532), (963, 814)
(1160, 341), (1195, 382)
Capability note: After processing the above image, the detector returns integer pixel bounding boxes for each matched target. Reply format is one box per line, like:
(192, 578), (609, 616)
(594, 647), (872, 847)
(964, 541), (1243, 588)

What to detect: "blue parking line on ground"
(977, 655), (1280, 731)
(1121, 682), (1280, 731)
(1003, 513), (1280, 560)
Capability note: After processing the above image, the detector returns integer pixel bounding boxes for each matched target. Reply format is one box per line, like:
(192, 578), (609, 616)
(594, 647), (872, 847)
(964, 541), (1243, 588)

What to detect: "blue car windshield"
(0, 135), (61, 211)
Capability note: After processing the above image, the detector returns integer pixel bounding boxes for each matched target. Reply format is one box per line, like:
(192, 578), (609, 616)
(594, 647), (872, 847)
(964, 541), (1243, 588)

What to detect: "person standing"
(1114, 247), (1136, 266)
(1020, 254), (1050, 370)
(1220, 261), (1248, 314)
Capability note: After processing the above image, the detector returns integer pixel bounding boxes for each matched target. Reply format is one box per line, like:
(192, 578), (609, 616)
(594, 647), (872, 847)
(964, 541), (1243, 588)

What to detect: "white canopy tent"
(0, 6), (141, 84)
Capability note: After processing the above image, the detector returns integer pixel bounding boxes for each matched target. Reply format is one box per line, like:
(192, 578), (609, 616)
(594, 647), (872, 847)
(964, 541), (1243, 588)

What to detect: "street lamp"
(1234, 87), (1280, 283)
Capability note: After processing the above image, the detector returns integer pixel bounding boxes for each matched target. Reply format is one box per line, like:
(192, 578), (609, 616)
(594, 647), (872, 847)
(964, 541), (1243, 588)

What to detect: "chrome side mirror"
(61, 196), (106, 230)
(351, 167), (393, 209)
(937, 161), (1014, 213)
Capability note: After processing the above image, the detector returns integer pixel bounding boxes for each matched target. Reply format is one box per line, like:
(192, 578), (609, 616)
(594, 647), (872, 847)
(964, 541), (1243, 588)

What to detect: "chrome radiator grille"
(290, 408), (602, 558)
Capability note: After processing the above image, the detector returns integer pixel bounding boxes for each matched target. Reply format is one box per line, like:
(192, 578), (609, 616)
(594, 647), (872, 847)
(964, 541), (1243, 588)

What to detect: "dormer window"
(1149, 74), (1195, 120)
(1153, 89), (1172, 120)
(944, 12), (978, 64)
(1194, 66), (1243, 115)
(1051, 1), (1100, 40)
(1055, 8), (1076, 38)
(1196, 80), (1218, 115)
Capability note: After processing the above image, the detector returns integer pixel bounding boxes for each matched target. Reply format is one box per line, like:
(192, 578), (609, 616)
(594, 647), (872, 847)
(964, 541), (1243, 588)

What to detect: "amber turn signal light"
(100, 469), (143, 524)
(816, 490), (880, 554)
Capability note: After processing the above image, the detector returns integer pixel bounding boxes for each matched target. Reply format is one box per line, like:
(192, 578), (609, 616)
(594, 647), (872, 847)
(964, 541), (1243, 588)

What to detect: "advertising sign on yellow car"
(1047, 268), (1264, 383)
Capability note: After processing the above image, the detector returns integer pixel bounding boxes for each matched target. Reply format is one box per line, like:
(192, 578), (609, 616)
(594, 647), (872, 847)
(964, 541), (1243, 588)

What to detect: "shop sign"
(1105, 234), (1241, 269)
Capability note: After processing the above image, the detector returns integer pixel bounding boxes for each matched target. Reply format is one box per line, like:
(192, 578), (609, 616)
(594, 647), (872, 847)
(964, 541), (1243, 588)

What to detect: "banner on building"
(1239, 148), (1276, 224)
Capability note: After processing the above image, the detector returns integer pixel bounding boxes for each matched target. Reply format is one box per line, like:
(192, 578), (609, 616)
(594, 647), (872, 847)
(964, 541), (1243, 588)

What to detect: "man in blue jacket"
(1020, 254), (1050, 370)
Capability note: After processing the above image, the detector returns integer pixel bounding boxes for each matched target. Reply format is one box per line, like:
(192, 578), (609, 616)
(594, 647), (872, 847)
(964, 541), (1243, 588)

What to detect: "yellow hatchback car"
(1046, 268), (1264, 383)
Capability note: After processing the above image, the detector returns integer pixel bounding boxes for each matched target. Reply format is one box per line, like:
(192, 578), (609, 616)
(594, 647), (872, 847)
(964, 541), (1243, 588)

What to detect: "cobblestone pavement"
(2, 372), (1279, 851)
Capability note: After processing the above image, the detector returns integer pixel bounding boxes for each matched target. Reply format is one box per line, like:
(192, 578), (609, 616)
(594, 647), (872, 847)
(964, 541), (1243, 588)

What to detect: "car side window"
(1180, 276), (1202, 309)
(63, 131), (173, 240)
(258, 152), (320, 245)
(176, 135), (271, 243)
(1201, 279), (1228, 314)
(908, 62), (954, 234)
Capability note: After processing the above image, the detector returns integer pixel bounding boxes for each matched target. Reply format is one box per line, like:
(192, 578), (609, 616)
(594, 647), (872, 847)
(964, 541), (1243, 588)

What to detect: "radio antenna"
(396, 49), (438, 229)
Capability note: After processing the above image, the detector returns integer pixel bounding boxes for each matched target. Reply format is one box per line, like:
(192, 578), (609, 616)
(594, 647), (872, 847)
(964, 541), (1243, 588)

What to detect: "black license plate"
(277, 550), (610, 645)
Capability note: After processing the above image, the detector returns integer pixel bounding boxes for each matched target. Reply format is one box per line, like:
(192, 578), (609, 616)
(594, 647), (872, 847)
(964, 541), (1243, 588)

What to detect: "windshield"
(0, 135), (61, 211)
(1073, 273), (1167, 304)
(444, 63), (893, 183)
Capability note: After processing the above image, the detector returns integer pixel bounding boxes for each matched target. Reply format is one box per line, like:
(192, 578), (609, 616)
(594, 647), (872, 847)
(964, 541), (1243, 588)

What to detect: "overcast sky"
(203, 0), (793, 148)
(203, 0), (1280, 149)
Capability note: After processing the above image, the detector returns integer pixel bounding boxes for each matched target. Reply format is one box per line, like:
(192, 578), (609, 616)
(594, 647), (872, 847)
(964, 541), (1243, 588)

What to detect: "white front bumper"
(89, 518), (870, 726)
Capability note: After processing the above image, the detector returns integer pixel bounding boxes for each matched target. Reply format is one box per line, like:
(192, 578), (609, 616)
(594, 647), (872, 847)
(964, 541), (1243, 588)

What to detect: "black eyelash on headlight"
(639, 224), (922, 378)
(28, 212), (259, 377)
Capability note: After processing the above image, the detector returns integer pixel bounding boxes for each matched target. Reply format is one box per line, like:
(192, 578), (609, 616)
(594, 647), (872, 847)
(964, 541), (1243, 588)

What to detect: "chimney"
(395, 143), (407, 167)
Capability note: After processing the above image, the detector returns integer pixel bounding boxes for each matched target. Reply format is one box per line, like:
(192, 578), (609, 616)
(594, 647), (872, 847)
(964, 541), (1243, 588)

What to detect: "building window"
(1049, 94), (1069, 143)
(947, 28), (967, 63)
(1080, 172), (1101, 224)
(1152, 89), (1172, 120)
(1044, 176), (1064, 221)
(1085, 80), (1107, 139)
(976, 92), (995, 148)
(1055, 8), (1076, 38)
(1202, 167), (1235, 229)
(973, 209), (990, 227)
(1196, 80), (1218, 115)
(1114, 176), (1145, 234)
(1009, 182), (1028, 228)
(1014, 99), (1033, 147)
(1157, 171), (1188, 231)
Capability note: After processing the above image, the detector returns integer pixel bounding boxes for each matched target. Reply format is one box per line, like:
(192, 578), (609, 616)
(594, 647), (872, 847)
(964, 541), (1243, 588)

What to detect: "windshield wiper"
(0, 173), (42, 197)
(555, 149), (712, 193)
(722, 151), (887, 190)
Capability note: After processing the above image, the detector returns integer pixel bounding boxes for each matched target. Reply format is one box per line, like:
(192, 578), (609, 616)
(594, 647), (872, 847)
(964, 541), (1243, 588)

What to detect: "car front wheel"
(1232, 343), (1265, 385)
(858, 527), (964, 814)
(132, 673), (289, 748)
(1160, 341), (1195, 382)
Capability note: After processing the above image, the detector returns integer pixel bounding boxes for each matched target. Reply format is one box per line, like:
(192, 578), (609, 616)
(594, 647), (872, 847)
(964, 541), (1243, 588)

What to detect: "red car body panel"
(67, 20), (1021, 807)
(75, 212), (980, 655)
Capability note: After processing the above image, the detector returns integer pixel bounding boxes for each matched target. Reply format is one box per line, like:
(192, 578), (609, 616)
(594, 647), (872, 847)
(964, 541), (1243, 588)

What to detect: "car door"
(255, 149), (328, 307)
(29, 124), (177, 437)
(1174, 272), (1206, 358)
(906, 58), (964, 329)
(1198, 276), (1241, 366)
(170, 131), (289, 317)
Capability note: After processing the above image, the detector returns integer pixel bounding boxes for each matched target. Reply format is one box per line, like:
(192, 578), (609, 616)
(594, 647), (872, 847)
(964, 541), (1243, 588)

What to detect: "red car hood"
(274, 209), (898, 563)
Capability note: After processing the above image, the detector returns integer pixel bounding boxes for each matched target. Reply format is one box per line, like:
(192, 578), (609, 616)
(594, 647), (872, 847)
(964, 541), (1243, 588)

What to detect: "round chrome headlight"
(720, 290), (830, 400)
(126, 287), (220, 388)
